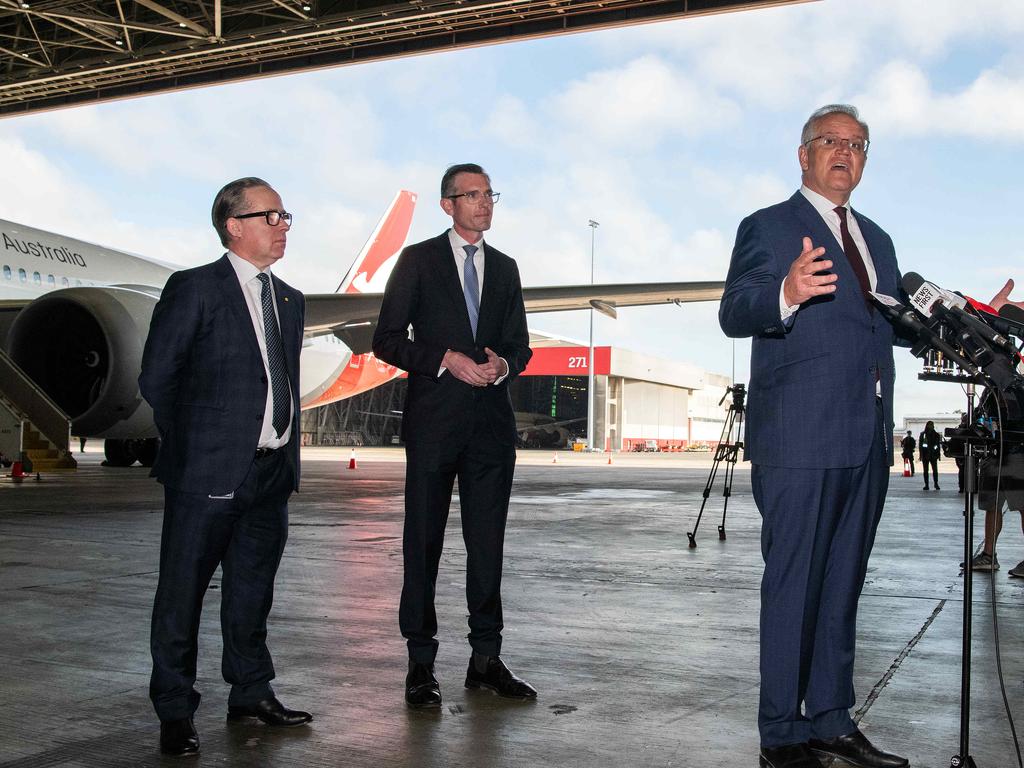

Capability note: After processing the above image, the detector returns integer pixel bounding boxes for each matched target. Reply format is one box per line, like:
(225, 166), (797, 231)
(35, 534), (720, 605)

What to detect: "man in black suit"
(140, 177), (311, 756)
(373, 163), (536, 709)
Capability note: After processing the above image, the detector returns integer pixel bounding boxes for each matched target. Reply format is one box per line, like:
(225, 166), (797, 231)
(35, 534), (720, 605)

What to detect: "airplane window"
(47, 274), (55, 286)
(33, 271), (41, 284)
(2, 265), (10, 280)
(61, 277), (70, 287)
(19, 268), (26, 282)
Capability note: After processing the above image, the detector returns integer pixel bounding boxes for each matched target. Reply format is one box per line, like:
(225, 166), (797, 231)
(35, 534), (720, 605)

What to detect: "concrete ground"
(0, 447), (1021, 767)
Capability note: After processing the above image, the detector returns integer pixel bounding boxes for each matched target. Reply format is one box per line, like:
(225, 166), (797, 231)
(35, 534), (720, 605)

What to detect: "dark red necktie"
(833, 206), (872, 309)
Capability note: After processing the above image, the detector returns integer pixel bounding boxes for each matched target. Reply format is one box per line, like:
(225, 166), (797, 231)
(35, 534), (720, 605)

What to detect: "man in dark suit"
(720, 106), (908, 768)
(372, 163), (536, 709)
(140, 177), (311, 756)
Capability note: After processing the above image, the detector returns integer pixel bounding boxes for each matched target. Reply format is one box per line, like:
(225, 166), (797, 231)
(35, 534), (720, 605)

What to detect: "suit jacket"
(719, 192), (903, 469)
(372, 232), (532, 445)
(139, 255), (305, 495)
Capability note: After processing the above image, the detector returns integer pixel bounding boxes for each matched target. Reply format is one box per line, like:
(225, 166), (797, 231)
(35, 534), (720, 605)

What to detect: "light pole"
(587, 219), (599, 451)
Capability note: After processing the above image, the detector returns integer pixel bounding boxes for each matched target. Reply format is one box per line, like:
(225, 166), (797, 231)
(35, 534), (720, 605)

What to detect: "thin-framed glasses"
(233, 210), (293, 226)
(446, 190), (501, 205)
(804, 135), (869, 155)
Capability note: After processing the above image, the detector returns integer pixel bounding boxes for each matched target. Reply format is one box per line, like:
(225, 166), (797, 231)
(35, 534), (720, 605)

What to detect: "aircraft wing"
(303, 280), (724, 354)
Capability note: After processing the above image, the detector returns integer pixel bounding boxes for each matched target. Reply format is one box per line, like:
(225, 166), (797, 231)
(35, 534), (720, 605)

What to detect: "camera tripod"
(687, 383), (744, 548)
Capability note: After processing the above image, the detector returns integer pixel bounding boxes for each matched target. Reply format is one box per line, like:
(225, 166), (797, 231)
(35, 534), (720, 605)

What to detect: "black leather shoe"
(160, 717), (199, 756)
(465, 655), (537, 699)
(227, 696), (312, 727)
(809, 729), (908, 768)
(405, 661), (442, 709)
(759, 743), (822, 768)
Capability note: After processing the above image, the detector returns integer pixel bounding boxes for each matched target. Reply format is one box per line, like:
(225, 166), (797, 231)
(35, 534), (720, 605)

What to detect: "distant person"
(139, 178), (310, 756)
(372, 163), (536, 710)
(900, 431), (915, 477)
(919, 421), (942, 491)
(968, 392), (1024, 577)
(720, 104), (908, 768)
(78, 436), (86, 453)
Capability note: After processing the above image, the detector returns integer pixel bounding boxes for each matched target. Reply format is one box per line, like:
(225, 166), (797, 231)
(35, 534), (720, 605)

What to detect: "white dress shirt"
(439, 228), (508, 384)
(779, 185), (877, 320)
(226, 250), (293, 449)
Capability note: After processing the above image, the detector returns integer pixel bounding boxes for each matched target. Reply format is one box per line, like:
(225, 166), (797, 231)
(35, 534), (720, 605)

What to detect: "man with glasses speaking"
(720, 107), (909, 768)
(140, 177), (310, 756)
(373, 163), (535, 709)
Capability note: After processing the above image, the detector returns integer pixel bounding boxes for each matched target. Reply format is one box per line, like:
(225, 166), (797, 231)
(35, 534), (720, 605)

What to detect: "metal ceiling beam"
(0, 0), (817, 117)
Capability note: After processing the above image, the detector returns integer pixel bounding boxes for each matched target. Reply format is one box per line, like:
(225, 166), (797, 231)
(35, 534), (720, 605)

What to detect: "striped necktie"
(257, 272), (291, 438)
(463, 244), (480, 337)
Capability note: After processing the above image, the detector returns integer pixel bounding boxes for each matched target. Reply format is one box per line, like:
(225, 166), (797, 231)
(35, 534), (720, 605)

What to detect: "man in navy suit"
(140, 178), (310, 756)
(373, 163), (536, 709)
(720, 106), (908, 768)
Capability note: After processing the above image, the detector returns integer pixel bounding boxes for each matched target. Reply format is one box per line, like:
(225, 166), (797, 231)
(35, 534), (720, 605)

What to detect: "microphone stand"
(922, 371), (982, 768)
(954, 381), (979, 768)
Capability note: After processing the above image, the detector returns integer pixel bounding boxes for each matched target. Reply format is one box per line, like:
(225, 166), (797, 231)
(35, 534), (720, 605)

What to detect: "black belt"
(255, 447), (279, 459)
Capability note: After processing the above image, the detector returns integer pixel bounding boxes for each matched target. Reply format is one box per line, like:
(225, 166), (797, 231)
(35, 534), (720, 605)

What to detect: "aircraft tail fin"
(335, 190), (417, 294)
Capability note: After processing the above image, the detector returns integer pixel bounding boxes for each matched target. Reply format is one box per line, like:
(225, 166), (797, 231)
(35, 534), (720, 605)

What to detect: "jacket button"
(260, 375), (268, 384)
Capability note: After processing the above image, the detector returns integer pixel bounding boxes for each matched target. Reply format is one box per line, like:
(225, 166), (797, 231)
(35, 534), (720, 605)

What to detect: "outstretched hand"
(990, 279), (1024, 312)
(782, 237), (837, 307)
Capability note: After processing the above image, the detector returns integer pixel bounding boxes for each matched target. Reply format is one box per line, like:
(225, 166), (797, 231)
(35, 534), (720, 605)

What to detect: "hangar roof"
(0, 0), (812, 117)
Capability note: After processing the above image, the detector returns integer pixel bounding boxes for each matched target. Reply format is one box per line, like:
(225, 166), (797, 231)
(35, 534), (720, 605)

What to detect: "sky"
(2, 0), (1023, 425)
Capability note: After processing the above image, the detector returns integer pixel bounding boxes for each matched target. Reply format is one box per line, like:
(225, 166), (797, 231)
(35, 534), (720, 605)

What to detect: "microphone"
(998, 303), (1024, 338)
(902, 273), (1019, 357)
(869, 292), (979, 375)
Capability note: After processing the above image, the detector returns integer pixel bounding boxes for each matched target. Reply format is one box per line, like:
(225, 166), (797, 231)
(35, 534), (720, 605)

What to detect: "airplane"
(0, 191), (724, 466)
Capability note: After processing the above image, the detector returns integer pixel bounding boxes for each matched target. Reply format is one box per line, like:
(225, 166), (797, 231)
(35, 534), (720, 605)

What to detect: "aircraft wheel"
(134, 438), (159, 468)
(103, 438), (137, 467)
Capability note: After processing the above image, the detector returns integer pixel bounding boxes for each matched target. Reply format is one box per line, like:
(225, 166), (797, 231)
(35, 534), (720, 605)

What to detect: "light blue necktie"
(463, 244), (480, 337)
(257, 272), (290, 438)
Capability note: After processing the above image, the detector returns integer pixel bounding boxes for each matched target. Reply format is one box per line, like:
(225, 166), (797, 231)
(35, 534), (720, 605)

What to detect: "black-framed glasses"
(803, 135), (869, 155)
(233, 210), (293, 226)
(445, 190), (500, 205)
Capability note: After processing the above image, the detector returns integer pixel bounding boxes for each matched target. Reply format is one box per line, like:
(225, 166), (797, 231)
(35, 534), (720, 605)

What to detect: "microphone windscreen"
(902, 272), (925, 295)
(999, 303), (1024, 323)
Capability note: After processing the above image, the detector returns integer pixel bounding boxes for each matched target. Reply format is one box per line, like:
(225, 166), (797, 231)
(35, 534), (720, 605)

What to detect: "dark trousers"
(922, 456), (939, 488)
(150, 449), (292, 722)
(752, 402), (889, 747)
(401, 415), (516, 665)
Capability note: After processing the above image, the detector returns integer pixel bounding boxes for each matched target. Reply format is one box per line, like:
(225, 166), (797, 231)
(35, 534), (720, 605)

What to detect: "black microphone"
(902, 273), (1019, 357)
(869, 292), (979, 376)
(999, 304), (1024, 338)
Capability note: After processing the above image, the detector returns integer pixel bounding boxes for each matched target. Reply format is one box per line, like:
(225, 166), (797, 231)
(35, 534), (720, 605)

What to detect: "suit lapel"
(215, 255), (262, 359)
(272, 275), (301, 383)
(476, 242), (501, 340)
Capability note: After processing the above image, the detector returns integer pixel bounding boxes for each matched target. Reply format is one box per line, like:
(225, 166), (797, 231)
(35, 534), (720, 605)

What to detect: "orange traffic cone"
(607, 450), (613, 465)
(903, 458), (910, 477)
(348, 449), (357, 470)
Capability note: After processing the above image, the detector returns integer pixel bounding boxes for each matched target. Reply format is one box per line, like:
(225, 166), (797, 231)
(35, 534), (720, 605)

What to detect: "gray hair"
(800, 104), (869, 145)
(441, 163), (489, 198)
(211, 177), (273, 247)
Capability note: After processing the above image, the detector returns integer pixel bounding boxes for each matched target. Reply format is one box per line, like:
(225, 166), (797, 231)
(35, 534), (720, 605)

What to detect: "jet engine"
(7, 286), (161, 464)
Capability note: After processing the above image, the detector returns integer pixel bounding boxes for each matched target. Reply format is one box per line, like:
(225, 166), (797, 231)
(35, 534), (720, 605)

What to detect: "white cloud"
(858, 61), (1024, 141)
(550, 56), (741, 146)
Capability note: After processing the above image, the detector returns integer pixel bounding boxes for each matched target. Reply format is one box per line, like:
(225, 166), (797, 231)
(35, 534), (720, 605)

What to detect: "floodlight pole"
(587, 219), (599, 451)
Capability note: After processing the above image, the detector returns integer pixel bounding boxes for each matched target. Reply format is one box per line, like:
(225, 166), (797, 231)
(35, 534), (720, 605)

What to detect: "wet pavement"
(1, 448), (1021, 767)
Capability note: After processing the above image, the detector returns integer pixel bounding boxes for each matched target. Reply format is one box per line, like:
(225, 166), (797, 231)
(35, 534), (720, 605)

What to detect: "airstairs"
(0, 346), (77, 472)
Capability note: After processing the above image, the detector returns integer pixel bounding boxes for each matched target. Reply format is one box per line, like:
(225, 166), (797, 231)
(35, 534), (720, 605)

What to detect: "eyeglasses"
(804, 135), (869, 155)
(445, 190), (500, 205)
(233, 210), (293, 226)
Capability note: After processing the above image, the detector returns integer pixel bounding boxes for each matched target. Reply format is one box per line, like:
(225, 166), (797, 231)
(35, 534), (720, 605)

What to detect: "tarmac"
(1, 447), (1022, 767)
